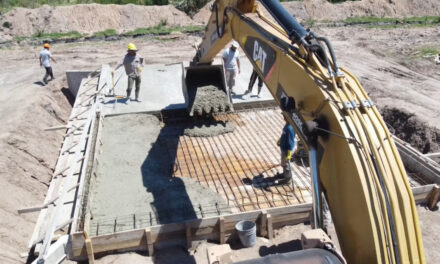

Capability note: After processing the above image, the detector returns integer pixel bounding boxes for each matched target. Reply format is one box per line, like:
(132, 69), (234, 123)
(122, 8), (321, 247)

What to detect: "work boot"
(276, 177), (292, 185)
(244, 89), (251, 95)
(275, 173), (284, 179)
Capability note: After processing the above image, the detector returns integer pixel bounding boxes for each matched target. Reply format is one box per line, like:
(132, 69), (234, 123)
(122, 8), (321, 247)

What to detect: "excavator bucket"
(183, 61), (233, 116)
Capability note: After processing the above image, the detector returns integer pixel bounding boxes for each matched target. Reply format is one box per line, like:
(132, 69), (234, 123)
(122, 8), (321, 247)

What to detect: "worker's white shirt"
(40, 49), (51, 67)
(222, 48), (240, 71)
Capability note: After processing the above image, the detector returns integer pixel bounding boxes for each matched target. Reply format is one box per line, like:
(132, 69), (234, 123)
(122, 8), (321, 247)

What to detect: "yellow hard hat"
(43, 43), (50, 49)
(127, 43), (137, 51)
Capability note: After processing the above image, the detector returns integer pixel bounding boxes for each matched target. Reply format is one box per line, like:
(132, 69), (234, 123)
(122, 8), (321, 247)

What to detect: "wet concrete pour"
(88, 114), (232, 235)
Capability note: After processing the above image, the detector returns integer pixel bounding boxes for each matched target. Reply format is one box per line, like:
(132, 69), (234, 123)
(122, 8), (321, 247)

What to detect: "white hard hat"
(232, 40), (239, 48)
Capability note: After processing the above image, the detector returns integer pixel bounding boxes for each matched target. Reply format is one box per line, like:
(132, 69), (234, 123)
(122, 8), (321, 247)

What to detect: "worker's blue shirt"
(280, 124), (295, 151)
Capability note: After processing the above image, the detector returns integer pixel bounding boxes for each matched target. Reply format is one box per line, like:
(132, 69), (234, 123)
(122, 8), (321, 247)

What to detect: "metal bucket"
(235, 220), (257, 247)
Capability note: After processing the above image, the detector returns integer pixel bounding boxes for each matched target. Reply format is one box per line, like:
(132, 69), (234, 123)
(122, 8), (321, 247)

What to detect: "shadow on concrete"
(242, 173), (288, 191)
(140, 115), (198, 225)
(61, 87), (75, 106)
(104, 97), (129, 105)
(258, 239), (303, 256)
(33, 81), (45, 86)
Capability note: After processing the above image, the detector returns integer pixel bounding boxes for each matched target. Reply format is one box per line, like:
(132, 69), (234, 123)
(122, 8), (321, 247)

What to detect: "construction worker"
(222, 40), (241, 95)
(244, 69), (263, 96)
(118, 43), (144, 101)
(276, 114), (296, 184)
(39, 43), (56, 85)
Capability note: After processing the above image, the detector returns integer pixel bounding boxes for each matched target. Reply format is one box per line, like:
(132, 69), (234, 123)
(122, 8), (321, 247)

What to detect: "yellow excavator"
(188, 0), (426, 263)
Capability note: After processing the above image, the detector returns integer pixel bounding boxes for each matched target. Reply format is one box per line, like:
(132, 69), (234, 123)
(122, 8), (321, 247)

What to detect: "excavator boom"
(192, 0), (426, 263)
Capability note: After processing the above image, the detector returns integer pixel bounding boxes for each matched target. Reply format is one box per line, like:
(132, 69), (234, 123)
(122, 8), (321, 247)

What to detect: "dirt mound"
(192, 1), (310, 23)
(303, 0), (440, 21)
(380, 106), (440, 154)
(194, 0), (440, 24)
(0, 4), (198, 37)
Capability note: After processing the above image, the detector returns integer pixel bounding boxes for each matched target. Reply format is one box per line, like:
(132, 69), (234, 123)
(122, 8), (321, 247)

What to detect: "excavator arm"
(193, 0), (425, 263)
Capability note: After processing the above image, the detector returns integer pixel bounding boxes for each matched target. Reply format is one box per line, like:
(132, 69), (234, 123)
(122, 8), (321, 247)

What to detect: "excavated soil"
(380, 106), (440, 154)
(0, 4), (198, 38)
(193, 0), (440, 24)
(2, 0), (440, 42)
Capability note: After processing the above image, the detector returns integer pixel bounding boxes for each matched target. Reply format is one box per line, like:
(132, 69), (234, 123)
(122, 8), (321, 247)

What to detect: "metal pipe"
(258, 0), (308, 43)
(309, 148), (322, 229)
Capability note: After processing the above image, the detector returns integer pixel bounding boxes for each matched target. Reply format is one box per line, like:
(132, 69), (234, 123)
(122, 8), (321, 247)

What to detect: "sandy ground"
(0, 21), (439, 264)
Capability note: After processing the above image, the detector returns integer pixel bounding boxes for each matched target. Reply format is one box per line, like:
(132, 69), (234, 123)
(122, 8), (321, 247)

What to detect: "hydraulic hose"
(258, 0), (308, 43)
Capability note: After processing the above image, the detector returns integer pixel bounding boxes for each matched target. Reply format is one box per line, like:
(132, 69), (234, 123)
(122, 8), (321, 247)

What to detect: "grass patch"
(92, 29), (118, 37)
(302, 19), (317, 27)
(414, 45), (440, 58)
(343, 16), (440, 27)
(31, 30), (84, 40)
(123, 25), (204, 36)
(13, 36), (28, 42)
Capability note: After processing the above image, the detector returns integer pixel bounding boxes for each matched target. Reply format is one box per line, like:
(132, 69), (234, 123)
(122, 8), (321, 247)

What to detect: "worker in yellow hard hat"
(115, 43), (144, 101)
(39, 42), (56, 85)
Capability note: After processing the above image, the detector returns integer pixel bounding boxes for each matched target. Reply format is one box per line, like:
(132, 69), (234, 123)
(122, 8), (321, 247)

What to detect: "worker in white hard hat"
(222, 40), (241, 95)
(116, 43), (144, 101)
(39, 43), (56, 85)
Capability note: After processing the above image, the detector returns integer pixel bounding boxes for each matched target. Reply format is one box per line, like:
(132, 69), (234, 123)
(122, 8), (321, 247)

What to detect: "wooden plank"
(71, 111), (101, 233)
(145, 228), (154, 256)
(85, 236), (95, 264)
(185, 222), (192, 249)
(412, 184), (437, 204)
(394, 136), (440, 184)
(44, 125), (68, 131)
(70, 203), (313, 259)
(424, 152), (440, 158)
(267, 214), (273, 239)
(259, 210), (267, 237)
(428, 186), (440, 210)
(218, 217), (225, 244)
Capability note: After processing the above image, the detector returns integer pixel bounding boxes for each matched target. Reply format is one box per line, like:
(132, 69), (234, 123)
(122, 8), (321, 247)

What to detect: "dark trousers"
(248, 70), (263, 94)
(127, 76), (141, 99)
(43, 67), (54, 83)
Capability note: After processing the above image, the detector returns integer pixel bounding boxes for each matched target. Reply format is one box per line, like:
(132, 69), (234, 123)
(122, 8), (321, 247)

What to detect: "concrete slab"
(102, 63), (187, 115)
(230, 56), (274, 104)
(101, 57), (275, 116)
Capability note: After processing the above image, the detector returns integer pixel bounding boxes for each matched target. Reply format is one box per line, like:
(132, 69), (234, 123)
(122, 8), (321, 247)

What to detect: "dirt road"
(0, 25), (439, 263)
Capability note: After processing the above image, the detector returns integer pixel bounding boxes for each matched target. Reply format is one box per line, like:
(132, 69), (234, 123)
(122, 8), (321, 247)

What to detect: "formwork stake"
(267, 214), (273, 239)
(145, 228), (154, 256)
(84, 231), (95, 264)
(219, 217), (225, 244)
(199, 204), (204, 218)
(133, 214), (136, 229)
(185, 222), (192, 249)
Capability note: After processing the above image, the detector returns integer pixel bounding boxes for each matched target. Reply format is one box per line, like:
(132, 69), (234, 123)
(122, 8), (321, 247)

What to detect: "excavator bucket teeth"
(184, 63), (233, 116)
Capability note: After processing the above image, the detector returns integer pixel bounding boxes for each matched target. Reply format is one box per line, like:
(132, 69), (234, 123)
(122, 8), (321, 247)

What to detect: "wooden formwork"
(69, 183), (438, 261)
(70, 203), (313, 260)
